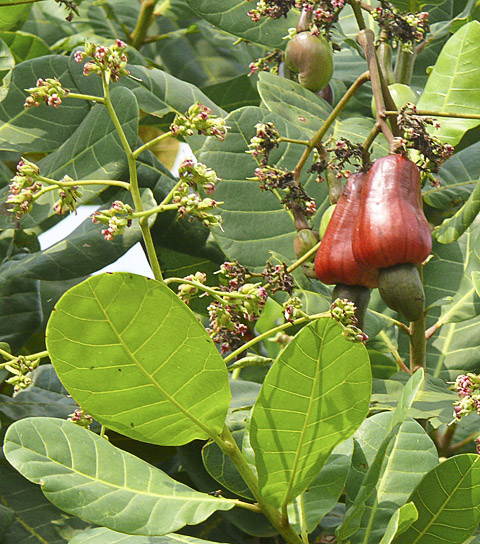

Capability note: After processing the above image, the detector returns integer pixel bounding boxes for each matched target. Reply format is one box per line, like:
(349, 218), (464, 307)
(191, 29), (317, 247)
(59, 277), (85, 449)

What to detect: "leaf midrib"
(87, 278), (219, 441)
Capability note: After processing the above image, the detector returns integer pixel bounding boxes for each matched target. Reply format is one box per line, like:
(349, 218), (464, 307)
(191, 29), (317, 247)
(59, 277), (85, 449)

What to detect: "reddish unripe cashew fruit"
(352, 154), (431, 269)
(315, 172), (378, 289)
(352, 154), (432, 321)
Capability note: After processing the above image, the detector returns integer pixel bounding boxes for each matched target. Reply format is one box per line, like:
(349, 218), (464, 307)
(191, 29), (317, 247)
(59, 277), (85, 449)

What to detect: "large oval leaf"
(417, 21), (480, 146)
(185, 0), (299, 49)
(349, 412), (438, 544)
(393, 454), (480, 544)
(250, 318), (371, 509)
(3, 418), (234, 536)
(70, 526), (229, 543)
(46, 272), (231, 445)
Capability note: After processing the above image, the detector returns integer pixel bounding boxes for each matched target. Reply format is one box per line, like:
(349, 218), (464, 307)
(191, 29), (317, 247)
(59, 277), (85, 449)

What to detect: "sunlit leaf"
(250, 318), (371, 509)
(4, 418), (235, 536)
(46, 272), (231, 445)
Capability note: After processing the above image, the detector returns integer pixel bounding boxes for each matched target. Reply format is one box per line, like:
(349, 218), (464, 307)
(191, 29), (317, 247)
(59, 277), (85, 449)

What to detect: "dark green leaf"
(0, 462), (90, 544)
(0, 55), (90, 152)
(185, 0), (299, 49)
(70, 526), (230, 544)
(0, 276), (41, 351)
(0, 30), (51, 63)
(434, 180), (480, 243)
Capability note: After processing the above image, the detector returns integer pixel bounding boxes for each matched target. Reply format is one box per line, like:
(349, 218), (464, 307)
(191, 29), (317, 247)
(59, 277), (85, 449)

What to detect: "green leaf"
(288, 439), (354, 534)
(422, 138), (480, 213)
(338, 370), (425, 541)
(0, 503), (14, 534)
(202, 428), (253, 500)
(417, 21), (480, 146)
(424, 222), (480, 325)
(0, 37), (14, 101)
(21, 85), (138, 229)
(0, 55), (90, 152)
(0, 30), (51, 63)
(371, 372), (458, 428)
(198, 105), (329, 270)
(257, 71), (389, 160)
(257, 71), (332, 136)
(185, 0), (299, 48)
(391, 0), (451, 10)
(202, 74), (260, 112)
(3, 417), (235, 536)
(250, 318), (372, 509)
(115, 64), (225, 121)
(0, 189), (154, 281)
(348, 412), (438, 544)
(434, 180), (480, 243)
(69, 526), (230, 544)
(0, 276), (41, 352)
(393, 454), (480, 544)
(46, 272), (231, 446)
(0, 462), (91, 544)
(379, 503), (418, 544)
(0, 364), (75, 424)
(427, 314), (480, 380)
(0, 4), (32, 31)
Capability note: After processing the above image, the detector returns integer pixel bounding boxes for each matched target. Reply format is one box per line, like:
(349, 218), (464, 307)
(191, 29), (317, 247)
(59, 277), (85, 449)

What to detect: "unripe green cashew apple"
(371, 83), (418, 118)
(285, 32), (333, 92)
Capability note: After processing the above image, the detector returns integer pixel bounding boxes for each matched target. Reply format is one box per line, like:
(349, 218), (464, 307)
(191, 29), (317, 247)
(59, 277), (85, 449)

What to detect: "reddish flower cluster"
(74, 39), (130, 82)
(24, 77), (70, 109)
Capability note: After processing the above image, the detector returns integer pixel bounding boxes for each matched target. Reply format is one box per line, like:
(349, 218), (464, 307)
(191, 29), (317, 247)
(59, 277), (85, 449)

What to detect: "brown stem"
(425, 321), (440, 340)
(433, 423), (457, 457)
(384, 109), (480, 121)
(356, 30), (401, 153)
(448, 430), (479, 456)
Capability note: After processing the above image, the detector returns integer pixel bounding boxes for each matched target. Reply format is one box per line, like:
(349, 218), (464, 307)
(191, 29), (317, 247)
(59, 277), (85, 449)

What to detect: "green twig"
(215, 426), (304, 544)
(0, 348), (15, 362)
(293, 71), (370, 185)
(102, 74), (163, 281)
(296, 494), (309, 544)
(278, 137), (311, 146)
(385, 110), (480, 121)
(378, 330), (410, 374)
(67, 92), (105, 104)
(287, 239), (321, 273)
(347, 0), (366, 30)
(132, 131), (174, 159)
(223, 313), (328, 365)
(163, 277), (246, 306)
(131, 0), (157, 49)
